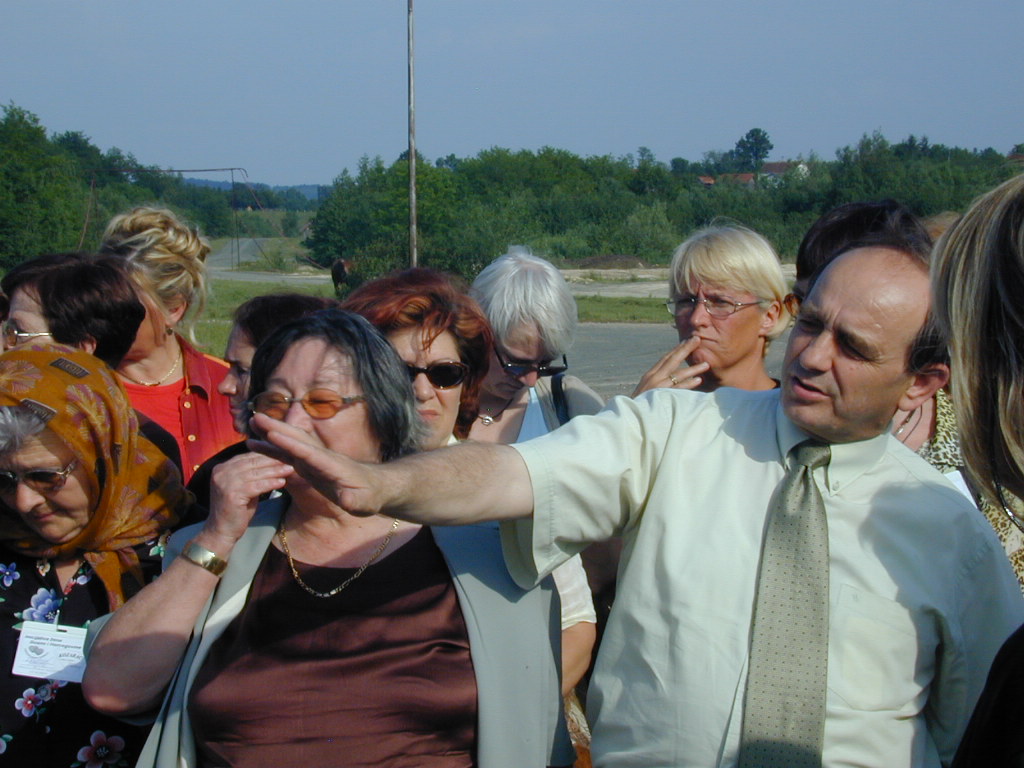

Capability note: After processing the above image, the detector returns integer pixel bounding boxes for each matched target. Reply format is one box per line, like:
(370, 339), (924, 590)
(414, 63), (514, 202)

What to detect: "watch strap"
(180, 541), (228, 577)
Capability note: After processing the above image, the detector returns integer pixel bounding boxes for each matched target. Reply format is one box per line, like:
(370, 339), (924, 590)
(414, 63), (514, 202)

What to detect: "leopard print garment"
(921, 389), (1024, 592)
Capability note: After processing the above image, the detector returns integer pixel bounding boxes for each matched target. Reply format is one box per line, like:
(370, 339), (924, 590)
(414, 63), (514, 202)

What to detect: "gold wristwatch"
(180, 541), (228, 577)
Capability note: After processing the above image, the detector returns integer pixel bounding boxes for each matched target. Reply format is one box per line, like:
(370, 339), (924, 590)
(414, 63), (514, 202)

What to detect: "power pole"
(407, 0), (418, 266)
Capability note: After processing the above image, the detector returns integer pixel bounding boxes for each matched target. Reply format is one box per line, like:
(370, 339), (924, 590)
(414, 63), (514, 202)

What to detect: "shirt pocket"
(828, 584), (936, 712)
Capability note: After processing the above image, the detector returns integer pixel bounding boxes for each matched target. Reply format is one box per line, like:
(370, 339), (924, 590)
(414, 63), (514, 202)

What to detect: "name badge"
(13, 621), (87, 683)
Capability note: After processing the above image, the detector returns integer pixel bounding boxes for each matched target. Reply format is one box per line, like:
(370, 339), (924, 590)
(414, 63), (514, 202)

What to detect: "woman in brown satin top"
(84, 310), (572, 768)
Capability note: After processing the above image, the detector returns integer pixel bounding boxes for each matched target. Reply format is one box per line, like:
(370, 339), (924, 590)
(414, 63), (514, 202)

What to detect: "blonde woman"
(931, 173), (1024, 766)
(634, 225), (789, 395)
(100, 207), (238, 482)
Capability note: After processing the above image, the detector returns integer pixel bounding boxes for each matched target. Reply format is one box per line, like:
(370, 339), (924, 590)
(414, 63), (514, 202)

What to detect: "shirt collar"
(774, 399), (891, 495)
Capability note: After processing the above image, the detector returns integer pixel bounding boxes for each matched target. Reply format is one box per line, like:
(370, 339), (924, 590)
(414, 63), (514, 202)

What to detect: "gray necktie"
(738, 441), (831, 768)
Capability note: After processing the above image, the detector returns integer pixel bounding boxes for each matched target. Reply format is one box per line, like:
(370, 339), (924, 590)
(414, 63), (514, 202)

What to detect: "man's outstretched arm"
(249, 412), (535, 524)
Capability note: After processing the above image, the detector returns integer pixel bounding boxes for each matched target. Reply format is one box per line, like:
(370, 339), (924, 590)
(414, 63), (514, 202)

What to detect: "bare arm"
(560, 622), (597, 696)
(82, 453), (291, 716)
(631, 337), (709, 397)
(248, 412), (535, 525)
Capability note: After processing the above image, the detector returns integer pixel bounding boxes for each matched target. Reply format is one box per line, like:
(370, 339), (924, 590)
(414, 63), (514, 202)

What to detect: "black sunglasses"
(494, 348), (568, 377)
(0, 460), (77, 497)
(405, 361), (469, 389)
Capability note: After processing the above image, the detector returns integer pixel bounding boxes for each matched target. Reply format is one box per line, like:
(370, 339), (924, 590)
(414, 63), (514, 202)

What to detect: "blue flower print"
(16, 588), (62, 623)
(0, 563), (19, 588)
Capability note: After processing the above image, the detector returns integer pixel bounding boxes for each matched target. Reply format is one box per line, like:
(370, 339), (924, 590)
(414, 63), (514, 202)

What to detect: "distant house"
(718, 173), (756, 188)
(696, 161), (809, 190)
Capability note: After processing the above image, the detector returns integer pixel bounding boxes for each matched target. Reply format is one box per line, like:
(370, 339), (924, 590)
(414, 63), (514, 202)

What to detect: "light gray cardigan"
(88, 497), (573, 767)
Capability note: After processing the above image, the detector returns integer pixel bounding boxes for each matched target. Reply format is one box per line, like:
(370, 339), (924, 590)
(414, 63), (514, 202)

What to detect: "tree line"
(309, 129), (1020, 280)
(1, 103), (1019, 279)
(0, 104), (318, 269)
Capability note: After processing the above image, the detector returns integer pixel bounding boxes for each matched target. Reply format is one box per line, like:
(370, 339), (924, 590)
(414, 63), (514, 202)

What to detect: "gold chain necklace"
(277, 518), (400, 598)
(120, 347), (183, 387)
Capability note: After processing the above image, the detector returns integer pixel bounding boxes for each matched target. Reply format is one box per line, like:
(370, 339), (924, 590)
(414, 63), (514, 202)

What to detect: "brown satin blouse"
(189, 526), (478, 768)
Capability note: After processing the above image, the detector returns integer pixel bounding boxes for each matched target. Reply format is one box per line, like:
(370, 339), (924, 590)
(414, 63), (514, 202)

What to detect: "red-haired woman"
(341, 268), (491, 451)
(343, 269), (597, 762)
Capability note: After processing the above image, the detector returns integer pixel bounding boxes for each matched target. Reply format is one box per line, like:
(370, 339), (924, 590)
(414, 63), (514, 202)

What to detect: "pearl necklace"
(277, 518), (400, 598)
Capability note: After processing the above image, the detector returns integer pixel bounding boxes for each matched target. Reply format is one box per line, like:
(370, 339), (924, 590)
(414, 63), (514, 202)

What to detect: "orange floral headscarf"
(0, 344), (186, 609)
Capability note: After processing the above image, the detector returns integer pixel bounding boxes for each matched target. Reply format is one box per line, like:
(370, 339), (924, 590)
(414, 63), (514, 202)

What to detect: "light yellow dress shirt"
(503, 387), (1024, 768)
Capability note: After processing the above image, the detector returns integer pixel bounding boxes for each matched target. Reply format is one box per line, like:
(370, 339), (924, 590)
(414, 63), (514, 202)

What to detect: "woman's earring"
(165, 327), (174, 336)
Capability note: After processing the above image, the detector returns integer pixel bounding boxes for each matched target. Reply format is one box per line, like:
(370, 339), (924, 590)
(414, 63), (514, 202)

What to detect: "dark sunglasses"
(249, 390), (366, 420)
(494, 348), (568, 378)
(0, 460), (77, 497)
(405, 361), (468, 390)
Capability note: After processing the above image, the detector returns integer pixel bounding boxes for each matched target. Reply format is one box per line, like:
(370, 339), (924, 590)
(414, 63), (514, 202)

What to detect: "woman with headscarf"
(0, 344), (187, 766)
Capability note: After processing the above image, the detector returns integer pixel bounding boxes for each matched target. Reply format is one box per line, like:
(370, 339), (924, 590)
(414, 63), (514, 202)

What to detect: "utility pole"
(407, 0), (418, 266)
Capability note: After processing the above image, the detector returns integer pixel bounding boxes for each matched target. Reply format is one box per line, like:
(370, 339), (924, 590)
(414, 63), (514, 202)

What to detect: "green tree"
(0, 104), (85, 267)
(734, 128), (774, 172)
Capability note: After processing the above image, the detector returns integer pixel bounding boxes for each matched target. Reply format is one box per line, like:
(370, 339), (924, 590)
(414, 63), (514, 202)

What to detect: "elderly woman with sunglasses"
(633, 225), (790, 396)
(467, 250), (599, 757)
(84, 310), (573, 768)
(0, 344), (186, 767)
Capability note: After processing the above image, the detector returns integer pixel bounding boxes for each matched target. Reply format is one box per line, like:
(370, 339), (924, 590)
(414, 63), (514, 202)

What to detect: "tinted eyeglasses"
(494, 348), (568, 377)
(249, 390), (366, 420)
(0, 460), (77, 497)
(405, 361), (468, 390)
(1, 321), (52, 350)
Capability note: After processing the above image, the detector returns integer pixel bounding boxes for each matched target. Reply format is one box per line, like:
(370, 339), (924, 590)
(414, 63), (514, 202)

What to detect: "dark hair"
(2, 252), (86, 296)
(1, 253), (145, 367)
(795, 200), (933, 291)
(797, 201), (944, 371)
(341, 268), (492, 439)
(247, 309), (423, 461)
(233, 293), (336, 347)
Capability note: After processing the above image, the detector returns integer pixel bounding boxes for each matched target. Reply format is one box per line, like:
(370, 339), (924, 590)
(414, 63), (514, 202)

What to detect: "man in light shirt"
(250, 245), (1024, 767)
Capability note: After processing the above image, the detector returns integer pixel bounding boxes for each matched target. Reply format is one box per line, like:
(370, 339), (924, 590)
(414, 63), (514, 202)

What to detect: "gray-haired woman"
(84, 309), (572, 768)
(469, 248), (600, 755)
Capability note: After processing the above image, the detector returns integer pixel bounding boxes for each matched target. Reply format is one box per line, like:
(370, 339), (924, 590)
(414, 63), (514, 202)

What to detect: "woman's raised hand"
(631, 337), (710, 397)
(248, 413), (382, 517)
(205, 453), (292, 552)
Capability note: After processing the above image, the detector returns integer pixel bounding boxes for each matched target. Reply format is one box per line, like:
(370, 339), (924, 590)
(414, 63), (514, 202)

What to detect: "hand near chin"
(631, 337), (710, 397)
(247, 413), (381, 517)
(205, 453), (292, 551)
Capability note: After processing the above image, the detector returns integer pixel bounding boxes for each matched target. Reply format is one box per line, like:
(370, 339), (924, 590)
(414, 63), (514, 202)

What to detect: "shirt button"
(183, 401), (192, 409)
(187, 435), (197, 442)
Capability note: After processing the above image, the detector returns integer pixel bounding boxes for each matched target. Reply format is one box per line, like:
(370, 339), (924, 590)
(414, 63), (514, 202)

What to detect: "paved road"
(572, 322), (788, 401)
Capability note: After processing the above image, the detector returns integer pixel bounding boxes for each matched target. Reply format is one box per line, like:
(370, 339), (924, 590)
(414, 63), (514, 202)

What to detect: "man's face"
(781, 247), (929, 444)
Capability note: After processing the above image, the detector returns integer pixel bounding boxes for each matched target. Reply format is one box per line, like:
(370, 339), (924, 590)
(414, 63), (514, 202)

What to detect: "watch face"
(184, 542), (227, 576)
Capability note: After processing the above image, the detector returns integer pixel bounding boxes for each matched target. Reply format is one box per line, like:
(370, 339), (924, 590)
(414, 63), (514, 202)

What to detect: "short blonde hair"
(100, 206), (210, 340)
(669, 224), (790, 340)
(932, 173), (1024, 503)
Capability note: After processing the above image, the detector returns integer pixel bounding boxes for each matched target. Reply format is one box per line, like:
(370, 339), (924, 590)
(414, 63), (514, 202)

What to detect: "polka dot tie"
(738, 441), (831, 768)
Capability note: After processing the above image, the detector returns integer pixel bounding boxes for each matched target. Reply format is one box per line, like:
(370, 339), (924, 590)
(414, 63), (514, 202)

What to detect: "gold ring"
(669, 374), (679, 386)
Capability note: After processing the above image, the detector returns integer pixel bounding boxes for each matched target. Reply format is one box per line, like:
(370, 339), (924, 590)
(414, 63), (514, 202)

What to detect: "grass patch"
(575, 295), (667, 323)
(235, 239), (313, 272)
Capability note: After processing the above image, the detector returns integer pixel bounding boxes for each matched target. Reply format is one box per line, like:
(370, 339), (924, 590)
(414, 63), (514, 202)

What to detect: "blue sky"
(3, 0), (1020, 186)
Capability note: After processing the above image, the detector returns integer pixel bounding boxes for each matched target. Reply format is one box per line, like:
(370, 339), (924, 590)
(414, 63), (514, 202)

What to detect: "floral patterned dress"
(0, 539), (164, 767)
